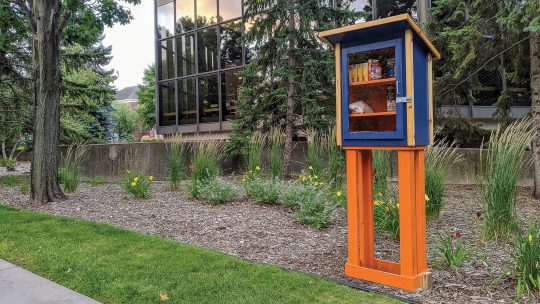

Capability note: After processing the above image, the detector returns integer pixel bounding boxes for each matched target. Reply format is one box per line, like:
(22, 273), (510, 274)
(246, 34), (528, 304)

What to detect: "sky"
(103, 1), (155, 90)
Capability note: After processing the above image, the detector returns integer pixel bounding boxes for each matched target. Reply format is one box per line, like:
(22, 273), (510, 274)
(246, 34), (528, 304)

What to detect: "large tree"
(4, 0), (139, 203)
(230, 0), (356, 176)
(136, 64), (156, 129)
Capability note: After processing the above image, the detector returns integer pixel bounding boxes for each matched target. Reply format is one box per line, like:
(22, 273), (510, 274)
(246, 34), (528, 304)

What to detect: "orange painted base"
(344, 146), (431, 291)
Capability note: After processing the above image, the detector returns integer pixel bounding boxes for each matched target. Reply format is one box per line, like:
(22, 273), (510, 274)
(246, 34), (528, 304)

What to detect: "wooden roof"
(318, 14), (441, 60)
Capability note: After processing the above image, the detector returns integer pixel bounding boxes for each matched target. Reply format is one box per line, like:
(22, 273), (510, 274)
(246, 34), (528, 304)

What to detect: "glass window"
(159, 81), (176, 126)
(347, 47), (397, 133)
(198, 74), (219, 123)
(157, 2), (175, 39)
(176, 0), (195, 33)
(176, 34), (195, 76)
(197, 0), (217, 28)
(220, 20), (243, 69)
(178, 78), (197, 125)
(160, 39), (175, 80)
(218, 0), (242, 22)
(221, 70), (241, 121)
(197, 27), (218, 73)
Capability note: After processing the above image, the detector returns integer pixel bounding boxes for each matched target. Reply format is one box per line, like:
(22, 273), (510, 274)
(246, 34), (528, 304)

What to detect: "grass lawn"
(0, 205), (399, 304)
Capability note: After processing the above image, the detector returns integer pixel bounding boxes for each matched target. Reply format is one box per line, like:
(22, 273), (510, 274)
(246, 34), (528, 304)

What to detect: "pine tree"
(230, 0), (356, 177)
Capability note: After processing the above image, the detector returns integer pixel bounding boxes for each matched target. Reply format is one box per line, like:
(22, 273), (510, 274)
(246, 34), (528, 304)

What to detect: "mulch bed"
(1, 179), (539, 304)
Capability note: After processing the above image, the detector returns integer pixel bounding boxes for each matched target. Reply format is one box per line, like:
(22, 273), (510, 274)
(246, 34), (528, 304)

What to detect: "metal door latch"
(396, 96), (412, 103)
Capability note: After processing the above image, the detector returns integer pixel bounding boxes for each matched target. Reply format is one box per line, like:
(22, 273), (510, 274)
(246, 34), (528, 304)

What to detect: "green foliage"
(0, 158), (16, 171)
(358, 0), (415, 21)
(246, 131), (266, 174)
(189, 140), (223, 197)
(269, 129), (284, 180)
(372, 150), (390, 197)
(326, 126), (345, 189)
(19, 180), (29, 194)
(59, 144), (90, 193)
(512, 223), (540, 298)
(121, 171), (153, 199)
(195, 178), (239, 205)
(136, 64), (156, 129)
(433, 232), (470, 272)
(244, 178), (280, 204)
(425, 139), (463, 219)
(113, 104), (139, 142)
(373, 193), (400, 240)
(88, 176), (105, 187)
(168, 135), (184, 190)
(436, 119), (490, 148)
(0, 175), (21, 186)
(279, 181), (318, 210)
(479, 119), (535, 240)
(229, 1), (357, 155)
(295, 195), (335, 229)
(306, 129), (325, 177)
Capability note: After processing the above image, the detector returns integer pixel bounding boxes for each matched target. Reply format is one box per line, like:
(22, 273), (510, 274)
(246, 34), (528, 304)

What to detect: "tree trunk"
(30, 0), (66, 203)
(531, 31), (540, 198)
(282, 4), (296, 178)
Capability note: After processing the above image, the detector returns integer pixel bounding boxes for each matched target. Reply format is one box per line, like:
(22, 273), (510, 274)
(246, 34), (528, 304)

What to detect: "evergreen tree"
(359, 0), (416, 21)
(137, 64), (156, 129)
(230, 0), (356, 176)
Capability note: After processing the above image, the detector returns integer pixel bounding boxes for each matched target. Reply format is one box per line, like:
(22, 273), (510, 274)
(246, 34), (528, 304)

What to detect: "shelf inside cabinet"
(350, 78), (396, 87)
(349, 111), (396, 118)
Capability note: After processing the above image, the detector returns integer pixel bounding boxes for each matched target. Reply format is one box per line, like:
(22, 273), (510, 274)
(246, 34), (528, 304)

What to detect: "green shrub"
(269, 129), (283, 179)
(1, 158), (16, 171)
(244, 178), (280, 204)
(59, 143), (89, 193)
(191, 140), (222, 183)
(20, 181), (29, 194)
(279, 182), (318, 210)
(326, 126), (345, 189)
(372, 150), (390, 197)
(433, 232), (470, 271)
(295, 192), (335, 229)
(0, 175), (20, 186)
(121, 171), (153, 199)
(479, 119), (535, 240)
(195, 178), (239, 204)
(168, 134), (184, 190)
(425, 139), (463, 219)
(373, 193), (400, 239)
(512, 223), (540, 298)
(88, 176), (104, 187)
(306, 128), (325, 177)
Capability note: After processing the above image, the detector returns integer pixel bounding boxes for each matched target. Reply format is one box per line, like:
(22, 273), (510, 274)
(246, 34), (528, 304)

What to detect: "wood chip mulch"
(1, 181), (539, 304)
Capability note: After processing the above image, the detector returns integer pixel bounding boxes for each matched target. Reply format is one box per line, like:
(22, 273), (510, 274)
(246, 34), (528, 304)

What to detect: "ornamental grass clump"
(196, 178), (239, 205)
(88, 176), (104, 187)
(59, 143), (89, 193)
(269, 128), (283, 180)
(479, 118), (535, 240)
(326, 126), (345, 189)
(246, 130), (266, 176)
(121, 171), (153, 198)
(188, 139), (223, 197)
(306, 128), (325, 178)
(168, 134), (185, 190)
(512, 223), (540, 298)
(425, 139), (463, 219)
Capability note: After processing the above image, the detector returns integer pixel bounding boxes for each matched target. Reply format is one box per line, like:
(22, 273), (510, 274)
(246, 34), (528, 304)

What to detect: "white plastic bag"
(349, 100), (373, 114)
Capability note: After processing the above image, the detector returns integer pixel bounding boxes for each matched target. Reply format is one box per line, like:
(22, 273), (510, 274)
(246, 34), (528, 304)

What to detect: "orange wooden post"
(344, 146), (431, 291)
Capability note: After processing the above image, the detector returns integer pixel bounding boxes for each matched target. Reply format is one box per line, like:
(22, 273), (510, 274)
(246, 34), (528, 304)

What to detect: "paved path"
(0, 259), (101, 304)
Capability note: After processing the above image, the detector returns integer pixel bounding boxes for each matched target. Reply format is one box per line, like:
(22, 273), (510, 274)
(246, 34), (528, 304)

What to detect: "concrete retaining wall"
(17, 143), (535, 185)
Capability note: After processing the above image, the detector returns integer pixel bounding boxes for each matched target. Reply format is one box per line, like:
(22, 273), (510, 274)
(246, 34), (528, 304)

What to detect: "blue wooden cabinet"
(319, 14), (440, 147)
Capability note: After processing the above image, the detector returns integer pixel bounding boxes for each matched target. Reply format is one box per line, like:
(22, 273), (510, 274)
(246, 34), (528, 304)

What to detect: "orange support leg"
(344, 146), (431, 291)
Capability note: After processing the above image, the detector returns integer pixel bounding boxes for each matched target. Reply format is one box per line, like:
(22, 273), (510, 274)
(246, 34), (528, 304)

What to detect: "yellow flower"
(336, 191), (342, 197)
(249, 170), (253, 174)
(302, 177), (307, 182)
(308, 166), (313, 170)
(385, 207), (390, 213)
(256, 166), (261, 171)
(396, 203), (400, 209)
(425, 194), (430, 201)
(134, 176), (139, 182)
(374, 201), (382, 206)
(314, 182), (319, 186)
(241, 178), (246, 183)
(149, 176), (154, 181)
(529, 235), (533, 243)
(313, 175), (318, 179)
(131, 182), (137, 187)
(319, 182), (324, 186)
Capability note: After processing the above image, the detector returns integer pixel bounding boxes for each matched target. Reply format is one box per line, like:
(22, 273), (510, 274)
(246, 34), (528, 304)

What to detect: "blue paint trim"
(341, 38), (405, 143)
(413, 35), (430, 146)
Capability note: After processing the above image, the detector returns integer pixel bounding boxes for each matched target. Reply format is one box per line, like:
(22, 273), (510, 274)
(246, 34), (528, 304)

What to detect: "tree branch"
(5, 0), (36, 32)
